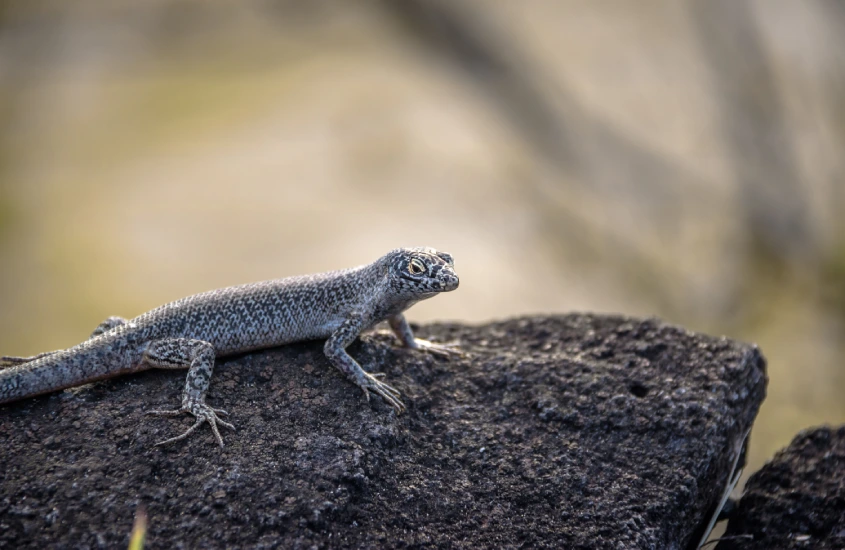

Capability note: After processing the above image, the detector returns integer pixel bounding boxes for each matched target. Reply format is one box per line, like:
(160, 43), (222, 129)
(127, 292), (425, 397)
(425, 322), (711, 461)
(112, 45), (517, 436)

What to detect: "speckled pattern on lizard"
(0, 247), (460, 447)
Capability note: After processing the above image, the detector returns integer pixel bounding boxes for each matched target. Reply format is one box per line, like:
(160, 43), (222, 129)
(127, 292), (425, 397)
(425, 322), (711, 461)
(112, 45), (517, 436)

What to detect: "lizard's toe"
(145, 407), (184, 417)
(361, 373), (405, 413)
(411, 339), (465, 358)
(146, 403), (235, 447)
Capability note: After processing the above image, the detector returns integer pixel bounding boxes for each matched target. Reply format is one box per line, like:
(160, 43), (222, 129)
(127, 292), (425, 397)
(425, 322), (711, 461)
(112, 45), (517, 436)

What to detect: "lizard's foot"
(410, 339), (464, 358)
(359, 372), (405, 413)
(145, 403), (235, 448)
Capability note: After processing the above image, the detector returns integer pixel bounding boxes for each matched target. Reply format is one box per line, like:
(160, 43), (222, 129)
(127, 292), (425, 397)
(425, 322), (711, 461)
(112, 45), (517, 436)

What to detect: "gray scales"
(0, 248), (460, 447)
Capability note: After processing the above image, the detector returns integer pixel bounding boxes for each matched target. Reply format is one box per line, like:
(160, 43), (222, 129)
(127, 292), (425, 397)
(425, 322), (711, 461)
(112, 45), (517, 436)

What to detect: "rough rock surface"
(717, 426), (845, 550)
(0, 314), (766, 549)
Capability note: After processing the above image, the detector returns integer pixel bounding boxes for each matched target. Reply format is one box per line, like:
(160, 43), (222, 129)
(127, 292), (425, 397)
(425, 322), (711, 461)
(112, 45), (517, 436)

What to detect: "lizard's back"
(133, 265), (377, 355)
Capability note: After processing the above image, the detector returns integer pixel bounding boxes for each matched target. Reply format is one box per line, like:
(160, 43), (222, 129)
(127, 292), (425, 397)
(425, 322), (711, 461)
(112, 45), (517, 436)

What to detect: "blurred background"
(1, 0), (844, 501)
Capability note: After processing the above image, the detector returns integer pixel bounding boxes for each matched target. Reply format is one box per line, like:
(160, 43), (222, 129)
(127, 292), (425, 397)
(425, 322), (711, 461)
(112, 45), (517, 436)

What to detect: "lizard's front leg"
(142, 338), (234, 447)
(325, 313), (405, 413)
(388, 314), (462, 358)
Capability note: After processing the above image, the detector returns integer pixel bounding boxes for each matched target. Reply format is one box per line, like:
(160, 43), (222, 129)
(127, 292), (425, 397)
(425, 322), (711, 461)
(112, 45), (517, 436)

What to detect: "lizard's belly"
(206, 314), (345, 356)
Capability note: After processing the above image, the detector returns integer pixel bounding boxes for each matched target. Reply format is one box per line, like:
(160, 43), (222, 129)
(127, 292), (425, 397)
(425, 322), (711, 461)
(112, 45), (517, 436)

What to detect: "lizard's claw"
(146, 402), (235, 448)
(359, 372), (405, 413)
(410, 339), (464, 358)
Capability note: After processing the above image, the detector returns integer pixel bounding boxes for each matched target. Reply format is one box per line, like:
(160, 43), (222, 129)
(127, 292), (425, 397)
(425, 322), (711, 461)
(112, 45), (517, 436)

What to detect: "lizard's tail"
(0, 336), (146, 405)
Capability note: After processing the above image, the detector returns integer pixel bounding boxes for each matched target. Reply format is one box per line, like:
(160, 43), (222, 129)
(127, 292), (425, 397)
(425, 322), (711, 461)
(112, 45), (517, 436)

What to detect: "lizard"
(0, 247), (460, 447)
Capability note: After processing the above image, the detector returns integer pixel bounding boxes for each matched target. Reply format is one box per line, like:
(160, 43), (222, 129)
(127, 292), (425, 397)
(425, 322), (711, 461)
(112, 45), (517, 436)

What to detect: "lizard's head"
(385, 247), (459, 297)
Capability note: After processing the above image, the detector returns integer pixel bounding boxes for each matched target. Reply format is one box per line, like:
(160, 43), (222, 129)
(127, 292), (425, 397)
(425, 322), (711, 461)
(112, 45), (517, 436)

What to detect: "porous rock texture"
(716, 425), (845, 550)
(0, 314), (766, 549)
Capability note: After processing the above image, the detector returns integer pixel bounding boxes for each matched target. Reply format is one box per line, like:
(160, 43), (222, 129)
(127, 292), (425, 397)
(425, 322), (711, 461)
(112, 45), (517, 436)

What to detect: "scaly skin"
(0, 247), (460, 447)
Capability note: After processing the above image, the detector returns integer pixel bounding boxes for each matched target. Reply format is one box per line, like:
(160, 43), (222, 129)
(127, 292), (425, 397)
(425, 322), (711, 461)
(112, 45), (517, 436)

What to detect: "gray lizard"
(0, 247), (459, 447)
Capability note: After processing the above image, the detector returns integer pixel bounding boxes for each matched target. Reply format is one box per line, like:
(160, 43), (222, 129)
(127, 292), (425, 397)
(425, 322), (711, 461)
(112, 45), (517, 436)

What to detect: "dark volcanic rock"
(0, 314), (766, 549)
(716, 426), (845, 550)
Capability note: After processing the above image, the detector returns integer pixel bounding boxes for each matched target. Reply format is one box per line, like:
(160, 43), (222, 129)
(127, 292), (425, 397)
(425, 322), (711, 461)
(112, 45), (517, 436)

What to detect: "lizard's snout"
(440, 270), (459, 292)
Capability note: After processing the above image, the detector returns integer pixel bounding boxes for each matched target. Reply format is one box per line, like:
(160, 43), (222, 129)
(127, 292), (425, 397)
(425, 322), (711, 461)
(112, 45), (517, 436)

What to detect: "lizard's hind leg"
(0, 351), (58, 368)
(89, 316), (128, 338)
(141, 338), (234, 448)
(1, 316), (129, 368)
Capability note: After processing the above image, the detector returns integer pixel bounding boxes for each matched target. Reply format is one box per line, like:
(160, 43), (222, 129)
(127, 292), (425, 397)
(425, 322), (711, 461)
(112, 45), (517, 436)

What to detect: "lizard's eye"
(408, 259), (425, 275)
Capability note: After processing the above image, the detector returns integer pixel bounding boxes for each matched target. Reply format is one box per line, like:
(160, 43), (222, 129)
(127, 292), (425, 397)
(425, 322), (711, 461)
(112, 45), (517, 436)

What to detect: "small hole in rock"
(629, 383), (649, 398)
